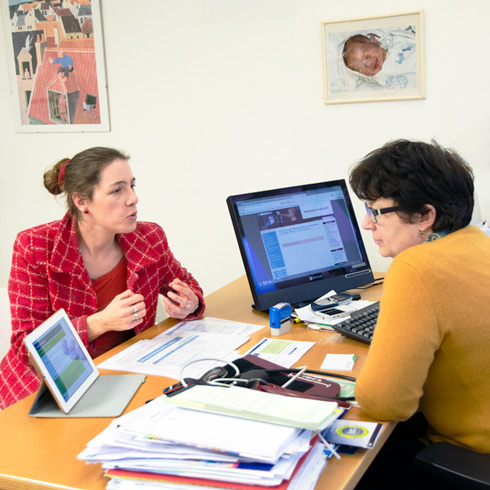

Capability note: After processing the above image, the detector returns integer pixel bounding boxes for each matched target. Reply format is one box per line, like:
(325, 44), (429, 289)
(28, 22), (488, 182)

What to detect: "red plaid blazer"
(0, 214), (205, 409)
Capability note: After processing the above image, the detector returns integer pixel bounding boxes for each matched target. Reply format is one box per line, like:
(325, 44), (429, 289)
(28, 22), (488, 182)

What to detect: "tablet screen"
(24, 309), (99, 413)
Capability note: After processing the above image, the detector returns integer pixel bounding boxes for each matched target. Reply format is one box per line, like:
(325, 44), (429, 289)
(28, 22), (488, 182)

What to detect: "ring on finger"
(134, 312), (140, 321)
(134, 305), (139, 314)
(186, 301), (191, 309)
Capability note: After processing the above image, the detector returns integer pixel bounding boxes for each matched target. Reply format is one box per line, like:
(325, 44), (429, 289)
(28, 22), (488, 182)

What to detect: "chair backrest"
(415, 442), (490, 489)
(0, 288), (12, 360)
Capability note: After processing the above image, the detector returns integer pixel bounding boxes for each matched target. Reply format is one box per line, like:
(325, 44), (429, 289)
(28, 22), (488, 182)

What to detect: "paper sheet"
(80, 395), (308, 463)
(98, 331), (248, 379)
(321, 353), (357, 371)
(243, 338), (315, 368)
(159, 317), (264, 338)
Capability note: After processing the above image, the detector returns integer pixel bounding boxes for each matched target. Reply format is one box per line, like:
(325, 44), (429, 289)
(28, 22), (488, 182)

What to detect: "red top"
(90, 256), (135, 359)
(0, 214), (205, 409)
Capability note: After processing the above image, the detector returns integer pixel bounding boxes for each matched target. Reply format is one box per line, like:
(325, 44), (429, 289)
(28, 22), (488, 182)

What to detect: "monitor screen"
(226, 179), (374, 311)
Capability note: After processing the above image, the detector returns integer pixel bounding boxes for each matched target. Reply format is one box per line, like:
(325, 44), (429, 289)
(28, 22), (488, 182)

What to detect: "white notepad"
(165, 384), (339, 430)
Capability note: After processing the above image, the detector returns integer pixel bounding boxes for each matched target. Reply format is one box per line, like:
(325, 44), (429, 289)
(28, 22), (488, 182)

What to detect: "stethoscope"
(164, 357), (356, 402)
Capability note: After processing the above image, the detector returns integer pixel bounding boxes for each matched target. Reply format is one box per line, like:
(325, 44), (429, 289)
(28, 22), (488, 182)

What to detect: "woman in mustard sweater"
(349, 139), (490, 489)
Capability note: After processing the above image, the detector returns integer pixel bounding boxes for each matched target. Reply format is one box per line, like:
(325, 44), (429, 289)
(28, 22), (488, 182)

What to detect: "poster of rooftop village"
(1, 0), (110, 132)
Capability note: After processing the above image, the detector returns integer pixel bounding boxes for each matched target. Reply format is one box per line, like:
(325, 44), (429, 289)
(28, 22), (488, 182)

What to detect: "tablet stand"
(29, 374), (146, 418)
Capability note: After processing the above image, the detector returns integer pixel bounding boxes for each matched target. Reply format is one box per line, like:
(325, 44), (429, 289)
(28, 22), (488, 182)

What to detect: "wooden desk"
(0, 275), (390, 490)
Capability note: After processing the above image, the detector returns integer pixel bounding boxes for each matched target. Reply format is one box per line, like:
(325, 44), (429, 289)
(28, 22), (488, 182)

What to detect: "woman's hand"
(162, 278), (199, 319)
(87, 289), (146, 341)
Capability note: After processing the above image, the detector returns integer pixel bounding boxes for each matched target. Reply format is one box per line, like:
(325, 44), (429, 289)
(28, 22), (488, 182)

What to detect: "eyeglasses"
(364, 202), (403, 224)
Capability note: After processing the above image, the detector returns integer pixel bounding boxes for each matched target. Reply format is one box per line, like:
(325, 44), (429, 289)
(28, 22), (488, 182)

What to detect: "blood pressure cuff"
(178, 354), (342, 400)
(164, 354), (352, 406)
(229, 355), (341, 398)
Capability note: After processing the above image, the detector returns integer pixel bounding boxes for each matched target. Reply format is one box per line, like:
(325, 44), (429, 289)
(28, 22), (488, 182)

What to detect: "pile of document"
(97, 317), (264, 379)
(78, 387), (343, 490)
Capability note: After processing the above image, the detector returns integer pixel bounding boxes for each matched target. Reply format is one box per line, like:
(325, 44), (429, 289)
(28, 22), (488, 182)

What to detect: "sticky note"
(321, 353), (357, 371)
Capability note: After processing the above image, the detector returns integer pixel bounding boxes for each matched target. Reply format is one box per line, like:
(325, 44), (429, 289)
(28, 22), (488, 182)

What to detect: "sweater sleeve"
(354, 258), (442, 421)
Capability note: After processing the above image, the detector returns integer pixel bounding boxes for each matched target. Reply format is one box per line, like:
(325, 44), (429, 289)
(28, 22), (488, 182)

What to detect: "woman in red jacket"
(0, 147), (205, 409)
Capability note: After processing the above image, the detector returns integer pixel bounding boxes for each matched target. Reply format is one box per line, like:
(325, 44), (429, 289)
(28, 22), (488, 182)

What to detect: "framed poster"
(322, 11), (425, 104)
(1, 0), (110, 131)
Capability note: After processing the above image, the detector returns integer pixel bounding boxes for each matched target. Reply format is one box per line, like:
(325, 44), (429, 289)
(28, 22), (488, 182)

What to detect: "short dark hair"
(44, 147), (130, 220)
(349, 139), (474, 233)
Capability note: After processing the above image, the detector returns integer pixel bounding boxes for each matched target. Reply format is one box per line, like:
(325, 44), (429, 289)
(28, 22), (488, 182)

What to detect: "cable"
(264, 367), (356, 383)
(281, 365), (307, 388)
(316, 429), (340, 459)
(355, 277), (384, 289)
(178, 358), (356, 401)
(210, 377), (271, 388)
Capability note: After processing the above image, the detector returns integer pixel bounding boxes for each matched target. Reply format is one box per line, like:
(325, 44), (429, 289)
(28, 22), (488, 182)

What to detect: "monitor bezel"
(226, 179), (374, 311)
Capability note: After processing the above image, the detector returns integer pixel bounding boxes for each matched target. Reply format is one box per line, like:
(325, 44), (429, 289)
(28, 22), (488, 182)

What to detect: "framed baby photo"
(0, 0), (110, 132)
(321, 11), (425, 104)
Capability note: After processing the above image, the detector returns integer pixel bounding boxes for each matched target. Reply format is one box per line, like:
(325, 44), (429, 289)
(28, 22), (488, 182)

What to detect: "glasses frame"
(365, 203), (404, 224)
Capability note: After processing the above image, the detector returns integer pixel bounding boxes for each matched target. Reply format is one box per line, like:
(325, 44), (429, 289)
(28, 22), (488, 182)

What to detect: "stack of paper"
(78, 390), (342, 489)
(98, 317), (264, 379)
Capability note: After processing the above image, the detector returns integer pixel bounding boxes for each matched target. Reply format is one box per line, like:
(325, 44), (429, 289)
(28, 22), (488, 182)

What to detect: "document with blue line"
(97, 330), (249, 379)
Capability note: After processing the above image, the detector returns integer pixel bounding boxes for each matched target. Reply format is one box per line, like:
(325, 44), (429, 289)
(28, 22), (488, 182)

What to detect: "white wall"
(1, 0), (489, 298)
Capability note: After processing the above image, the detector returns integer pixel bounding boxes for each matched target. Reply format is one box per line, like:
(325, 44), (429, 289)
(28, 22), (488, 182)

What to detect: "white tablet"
(24, 309), (99, 414)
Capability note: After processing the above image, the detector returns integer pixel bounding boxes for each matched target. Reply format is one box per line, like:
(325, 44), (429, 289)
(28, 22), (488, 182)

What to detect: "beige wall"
(1, 0), (489, 298)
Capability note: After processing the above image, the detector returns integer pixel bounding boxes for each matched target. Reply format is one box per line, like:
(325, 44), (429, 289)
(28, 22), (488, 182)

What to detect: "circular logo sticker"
(336, 425), (369, 438)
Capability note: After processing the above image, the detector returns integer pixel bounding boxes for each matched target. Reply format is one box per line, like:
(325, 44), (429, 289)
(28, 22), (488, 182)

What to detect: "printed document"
(160, 317), (264, 337)
(80, 394), (308, 463)
(244, 337), (315, 368)
(98, 330), (248, 379)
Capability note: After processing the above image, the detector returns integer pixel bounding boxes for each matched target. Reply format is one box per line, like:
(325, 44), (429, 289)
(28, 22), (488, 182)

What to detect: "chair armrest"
(415, 442), (490, 490)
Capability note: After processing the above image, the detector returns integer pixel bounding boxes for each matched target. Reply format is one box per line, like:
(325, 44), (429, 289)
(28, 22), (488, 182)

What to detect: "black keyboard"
(331, 302), (380, 344)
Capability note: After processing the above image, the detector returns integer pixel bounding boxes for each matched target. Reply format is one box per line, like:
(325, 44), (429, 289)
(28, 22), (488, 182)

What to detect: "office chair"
(415, 442), (490, 489)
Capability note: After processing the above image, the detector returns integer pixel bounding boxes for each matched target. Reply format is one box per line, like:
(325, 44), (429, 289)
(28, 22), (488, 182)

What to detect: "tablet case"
(29, 374), (146, 418)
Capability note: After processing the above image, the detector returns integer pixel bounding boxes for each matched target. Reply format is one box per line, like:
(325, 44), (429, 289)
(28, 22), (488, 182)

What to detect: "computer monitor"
(226, 179), (374, 311)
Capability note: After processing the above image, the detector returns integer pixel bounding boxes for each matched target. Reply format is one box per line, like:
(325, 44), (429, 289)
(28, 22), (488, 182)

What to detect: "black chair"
(415, 442), (490, 489)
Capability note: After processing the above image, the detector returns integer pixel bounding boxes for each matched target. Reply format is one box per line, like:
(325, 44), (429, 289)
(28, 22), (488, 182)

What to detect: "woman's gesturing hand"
(162, 278), (199, 320)
(87, 289), (146, 341)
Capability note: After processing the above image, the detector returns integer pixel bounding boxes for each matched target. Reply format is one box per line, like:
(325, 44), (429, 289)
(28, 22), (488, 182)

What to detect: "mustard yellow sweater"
(355, 226), (490, 453)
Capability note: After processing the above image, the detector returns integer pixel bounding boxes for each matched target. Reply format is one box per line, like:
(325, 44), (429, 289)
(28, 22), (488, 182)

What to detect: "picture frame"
(322, 11), (425, 104)
(1, 0), (110, 132)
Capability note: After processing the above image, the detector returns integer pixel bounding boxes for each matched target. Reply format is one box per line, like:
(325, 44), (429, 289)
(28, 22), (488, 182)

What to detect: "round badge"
(336, 425), (369, 438)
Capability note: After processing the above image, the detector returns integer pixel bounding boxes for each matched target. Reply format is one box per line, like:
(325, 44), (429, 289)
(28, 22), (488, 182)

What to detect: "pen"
(368, 423), (382, 447)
